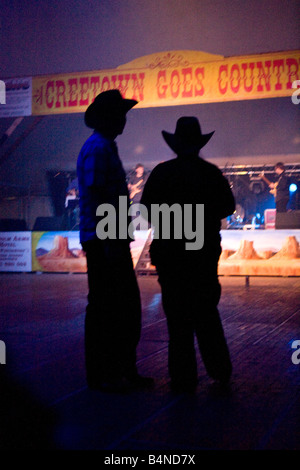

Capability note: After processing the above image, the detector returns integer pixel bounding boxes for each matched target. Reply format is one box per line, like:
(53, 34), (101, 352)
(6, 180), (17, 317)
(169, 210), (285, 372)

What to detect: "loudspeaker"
(33, 216), (65, 231)
(0, 218), (28, 231)
(275, 211), (300, 229)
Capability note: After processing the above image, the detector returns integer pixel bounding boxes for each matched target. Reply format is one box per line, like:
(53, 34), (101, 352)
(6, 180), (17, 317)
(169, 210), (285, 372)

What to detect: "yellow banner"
(32, 50), (300, 115)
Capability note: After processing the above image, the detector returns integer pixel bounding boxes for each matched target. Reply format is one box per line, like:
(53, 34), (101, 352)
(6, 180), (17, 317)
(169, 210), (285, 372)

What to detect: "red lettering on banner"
(90, 76), (100, 101)
(230, 64), (241, 93)
(101, 76), (110, 92)
(195, 67), (205, 96)
(218, 59), (299, 95)
(156, 68), (205, 99)
(117, 74), (130, 97)
(79, 77), (89, 106)
(273, 60), (284, 90)
(111, 75), (118, 90)
(286, 58), (299, 89)
(55, 80), (66, 108)
(241, 62), (254, 92)
(157, 70), (167, 98)
(68, 78), (78, 106)
(182, 67), (193, 97)
(36, 54), (300, 112)
(131, 73), (145, 100)
(257, 61), (272, 92)
(46, 81), (54, 108)
(170, 70), (180, 98)
(218, 65), (228, 94)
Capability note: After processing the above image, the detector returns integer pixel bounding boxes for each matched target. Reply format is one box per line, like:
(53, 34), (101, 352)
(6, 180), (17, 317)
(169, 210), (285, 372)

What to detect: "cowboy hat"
(84, 89), (138, 129)
(162, 116), (214, 154)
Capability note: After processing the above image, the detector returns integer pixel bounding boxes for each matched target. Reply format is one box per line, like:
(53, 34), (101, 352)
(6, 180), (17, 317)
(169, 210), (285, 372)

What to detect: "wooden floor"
(0, 272), (299, 451)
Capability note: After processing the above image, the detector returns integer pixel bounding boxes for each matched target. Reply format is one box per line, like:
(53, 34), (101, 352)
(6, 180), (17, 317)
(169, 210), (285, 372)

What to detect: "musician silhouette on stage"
(127, 163), (148, 204)
(269, 163), (290, 213)
(260, 162), (290, 213)
(64, 178), (79, 230)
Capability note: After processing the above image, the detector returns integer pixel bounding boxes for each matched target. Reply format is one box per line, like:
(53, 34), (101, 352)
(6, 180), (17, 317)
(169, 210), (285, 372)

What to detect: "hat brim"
(85, 97), (138, 129)
(162, 130), (214, 154)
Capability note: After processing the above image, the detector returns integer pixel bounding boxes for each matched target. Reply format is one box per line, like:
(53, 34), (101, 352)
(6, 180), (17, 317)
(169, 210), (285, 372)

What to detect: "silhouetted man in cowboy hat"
(77, 89), (153, 392)
(141, 116), (235, 392)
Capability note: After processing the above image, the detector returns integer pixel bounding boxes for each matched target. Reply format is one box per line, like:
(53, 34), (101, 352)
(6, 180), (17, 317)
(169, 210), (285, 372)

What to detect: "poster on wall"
(32, 231), (87, 273)
(134, 229), (300, 277)
(1, 228), (298, 276)
(219, 229), (300, 276)
(0, 232), (32, 272)
(0, 77), (32, 118)
(31, 230), (150, 273)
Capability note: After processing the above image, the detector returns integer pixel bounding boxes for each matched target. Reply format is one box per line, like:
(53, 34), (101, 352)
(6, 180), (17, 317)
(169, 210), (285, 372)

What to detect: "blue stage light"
(289, 183), (297, 193)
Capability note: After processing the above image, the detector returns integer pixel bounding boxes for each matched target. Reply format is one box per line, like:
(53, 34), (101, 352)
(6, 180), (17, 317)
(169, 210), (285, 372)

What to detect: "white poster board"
(0, 232), (32, 272)
(0, 77), (32, 117)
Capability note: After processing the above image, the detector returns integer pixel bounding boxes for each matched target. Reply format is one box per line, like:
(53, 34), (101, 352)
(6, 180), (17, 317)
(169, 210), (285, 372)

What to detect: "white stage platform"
(0, 229), (299, 276)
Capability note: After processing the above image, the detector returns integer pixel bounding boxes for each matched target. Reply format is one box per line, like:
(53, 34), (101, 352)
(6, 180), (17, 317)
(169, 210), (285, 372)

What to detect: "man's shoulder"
(146, 160), (175, 178)
(198, 157), (222, 174)
(154, 160), (175, 170)
(148, 157), (223, 179)
(77, 132), (110, 163)
(82, 132), (108, 150)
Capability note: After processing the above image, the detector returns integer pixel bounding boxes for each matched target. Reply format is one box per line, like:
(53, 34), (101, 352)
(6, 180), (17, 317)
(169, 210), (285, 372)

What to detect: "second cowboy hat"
(84, 89), (138, 129)
(162, 116), (215, 155)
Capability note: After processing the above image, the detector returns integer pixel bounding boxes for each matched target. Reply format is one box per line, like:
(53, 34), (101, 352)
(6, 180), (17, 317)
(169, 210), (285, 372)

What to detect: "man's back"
(77, 131), (129, 243)
(141, 155), (235, 259)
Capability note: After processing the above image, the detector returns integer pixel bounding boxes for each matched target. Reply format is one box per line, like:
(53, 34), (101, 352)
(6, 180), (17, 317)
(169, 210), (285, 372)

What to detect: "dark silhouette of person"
(140, 116), (235, 392)
(77, 90), (153, 392)
(0, 367), (57, 449)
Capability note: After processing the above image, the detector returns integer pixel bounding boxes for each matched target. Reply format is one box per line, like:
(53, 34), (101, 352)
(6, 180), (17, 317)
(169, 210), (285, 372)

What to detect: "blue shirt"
(77, 131), (129, 244)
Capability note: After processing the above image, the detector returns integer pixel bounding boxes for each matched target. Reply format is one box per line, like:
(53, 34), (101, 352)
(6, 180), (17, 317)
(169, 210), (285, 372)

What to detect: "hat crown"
(174, 117), (203, 144)
(91, 89), (131, 116)
(161, 116), (214, 155)
(94, 89), (124, 109)
(84, 89), (138, 129)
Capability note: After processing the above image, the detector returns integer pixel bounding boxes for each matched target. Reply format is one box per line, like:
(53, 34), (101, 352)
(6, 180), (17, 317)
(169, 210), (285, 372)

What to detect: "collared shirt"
(77, 131), (129, 244)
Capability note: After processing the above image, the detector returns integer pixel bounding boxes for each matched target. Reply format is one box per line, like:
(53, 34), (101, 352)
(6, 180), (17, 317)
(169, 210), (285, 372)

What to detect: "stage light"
(289, 183), (297, 193)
